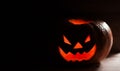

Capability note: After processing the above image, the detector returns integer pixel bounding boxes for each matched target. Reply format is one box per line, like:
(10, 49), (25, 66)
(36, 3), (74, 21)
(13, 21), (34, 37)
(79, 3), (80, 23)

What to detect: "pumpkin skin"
(55, 19), (113, 65)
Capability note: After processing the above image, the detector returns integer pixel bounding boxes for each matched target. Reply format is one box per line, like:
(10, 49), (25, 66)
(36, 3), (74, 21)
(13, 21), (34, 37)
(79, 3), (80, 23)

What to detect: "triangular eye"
(85, 35), (91, 43)
(63, 35), (71, 45)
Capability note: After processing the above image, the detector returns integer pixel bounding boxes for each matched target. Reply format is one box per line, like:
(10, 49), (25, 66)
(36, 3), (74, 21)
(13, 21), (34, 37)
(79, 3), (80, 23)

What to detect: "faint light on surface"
(98, 53), (120, 71)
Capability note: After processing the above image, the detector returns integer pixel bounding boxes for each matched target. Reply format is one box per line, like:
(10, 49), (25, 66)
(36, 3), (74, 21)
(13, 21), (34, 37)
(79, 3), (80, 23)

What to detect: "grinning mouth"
(58, 45), (96, 62)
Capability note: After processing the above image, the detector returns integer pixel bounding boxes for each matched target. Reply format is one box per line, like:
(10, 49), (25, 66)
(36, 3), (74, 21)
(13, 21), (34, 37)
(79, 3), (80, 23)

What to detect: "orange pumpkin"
(50, 19), (113, 66)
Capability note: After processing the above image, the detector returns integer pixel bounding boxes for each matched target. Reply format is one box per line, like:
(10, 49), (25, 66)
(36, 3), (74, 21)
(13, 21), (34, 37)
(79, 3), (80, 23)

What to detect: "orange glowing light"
(58, 45), (96, 62)
(73, 42), (83, 49)
(68, 19), (90, 25)
(85, 35), (91, 43)
(63, 35), (71, 45)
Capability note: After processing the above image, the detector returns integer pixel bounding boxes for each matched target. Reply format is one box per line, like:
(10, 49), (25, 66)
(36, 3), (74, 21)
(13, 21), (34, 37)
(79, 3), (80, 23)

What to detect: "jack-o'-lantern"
(56, 19), (113, 65)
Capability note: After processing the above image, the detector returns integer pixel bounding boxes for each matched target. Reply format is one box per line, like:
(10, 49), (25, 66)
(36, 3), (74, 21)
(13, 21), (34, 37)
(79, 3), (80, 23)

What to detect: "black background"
(32, 0), (120, 70)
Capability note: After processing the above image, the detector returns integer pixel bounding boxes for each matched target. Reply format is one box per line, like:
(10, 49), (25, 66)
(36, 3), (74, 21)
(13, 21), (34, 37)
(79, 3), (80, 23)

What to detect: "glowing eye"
(63, 35), (71, 45)
(85, 35), (91, 43)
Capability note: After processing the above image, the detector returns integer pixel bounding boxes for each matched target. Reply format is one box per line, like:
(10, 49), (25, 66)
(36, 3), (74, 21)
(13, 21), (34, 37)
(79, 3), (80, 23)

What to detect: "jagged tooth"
(67, 52), (73, 55)
(58, 45), (96, 62)
(76, 52), (80, 55)
(83, 52), (87, 55)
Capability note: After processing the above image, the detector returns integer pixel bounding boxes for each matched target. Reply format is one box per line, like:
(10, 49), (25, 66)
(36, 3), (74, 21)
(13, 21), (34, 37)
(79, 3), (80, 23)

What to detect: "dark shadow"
(107, 48), (120, 58)
(45, 62), (100, 71)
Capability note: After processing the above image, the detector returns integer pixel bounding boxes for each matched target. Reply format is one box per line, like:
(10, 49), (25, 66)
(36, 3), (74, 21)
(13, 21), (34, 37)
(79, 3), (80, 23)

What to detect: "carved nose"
(73, 42), (83, 49)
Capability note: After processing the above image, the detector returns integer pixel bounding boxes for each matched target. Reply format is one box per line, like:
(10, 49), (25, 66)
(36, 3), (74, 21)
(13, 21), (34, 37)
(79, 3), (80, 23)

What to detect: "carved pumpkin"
(56, 19), (113, 65)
